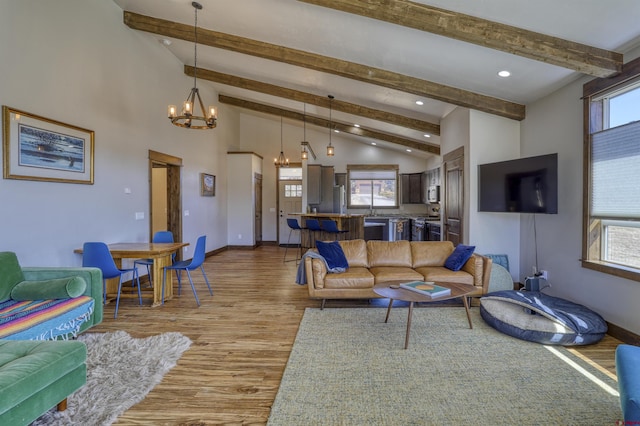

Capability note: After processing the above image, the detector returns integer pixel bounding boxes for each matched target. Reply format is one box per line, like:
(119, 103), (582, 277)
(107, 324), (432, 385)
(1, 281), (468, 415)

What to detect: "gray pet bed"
(480, 290), (607, 345)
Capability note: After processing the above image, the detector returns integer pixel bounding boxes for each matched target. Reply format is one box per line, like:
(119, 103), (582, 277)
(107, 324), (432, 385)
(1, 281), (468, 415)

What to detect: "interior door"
(149, 150), (183, 259)
(444, 147), (464, 246)
(278, 180), (303, 244)
(254, 173), (263, 246)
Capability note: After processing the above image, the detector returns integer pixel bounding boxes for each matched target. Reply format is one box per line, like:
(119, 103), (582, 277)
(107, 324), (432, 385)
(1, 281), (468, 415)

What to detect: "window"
(284, 184), (302, 198)
(583, 57), (640, 280)
(279, 167), (302, 180)
(347, 165), (399, 208)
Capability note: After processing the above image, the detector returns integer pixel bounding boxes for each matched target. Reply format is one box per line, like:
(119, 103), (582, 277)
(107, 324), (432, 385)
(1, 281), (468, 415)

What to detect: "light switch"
(184, 210), (190, 216)
(135, 212), (144, 220)
(124, 187), (132, 194)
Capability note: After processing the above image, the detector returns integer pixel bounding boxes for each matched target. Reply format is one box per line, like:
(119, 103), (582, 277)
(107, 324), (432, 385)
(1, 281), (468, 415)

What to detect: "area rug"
(268, 307), (622, 425)
(33, 330), (192, 426)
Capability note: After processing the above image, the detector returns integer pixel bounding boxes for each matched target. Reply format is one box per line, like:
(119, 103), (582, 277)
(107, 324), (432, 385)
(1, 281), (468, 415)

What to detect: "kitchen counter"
(290, 213), (364, 246)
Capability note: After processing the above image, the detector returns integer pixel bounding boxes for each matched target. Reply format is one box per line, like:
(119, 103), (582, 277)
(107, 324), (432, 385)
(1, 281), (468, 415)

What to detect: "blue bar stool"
(284, 218), (306, 263)
(321, 219), (349, 241)
(305, 218), (322, 248)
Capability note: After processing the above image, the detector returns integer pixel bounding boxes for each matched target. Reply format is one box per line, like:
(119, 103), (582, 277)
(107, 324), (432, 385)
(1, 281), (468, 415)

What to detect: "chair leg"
(185, 269), (200, 306)
(103, 279), (107, 305)
(283, 228), (293, 263)
(200, 265), (213, 296)
(114, 276), (124, 318)
(135, 269), (142, 306)
(145, 264), (152, 287)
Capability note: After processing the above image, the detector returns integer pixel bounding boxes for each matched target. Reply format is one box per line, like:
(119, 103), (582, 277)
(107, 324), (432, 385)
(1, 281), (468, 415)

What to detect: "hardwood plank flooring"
(88, 246), (622, 425)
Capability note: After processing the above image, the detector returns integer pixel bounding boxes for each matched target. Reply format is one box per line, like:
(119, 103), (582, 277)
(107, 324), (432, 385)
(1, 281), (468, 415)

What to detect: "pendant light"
(327, 95), (335, 156)
(274, 116), (289, 167)
(301, 103), (309, 160)
(167, 2), (217, 129)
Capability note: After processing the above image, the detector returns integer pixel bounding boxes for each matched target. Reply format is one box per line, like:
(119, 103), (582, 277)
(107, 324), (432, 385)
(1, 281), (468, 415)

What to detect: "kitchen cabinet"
(318, 166), (335, 212)
(428, 223), (441, 241)
(307, 164), (322, 204)
(401, 173), (423, 204)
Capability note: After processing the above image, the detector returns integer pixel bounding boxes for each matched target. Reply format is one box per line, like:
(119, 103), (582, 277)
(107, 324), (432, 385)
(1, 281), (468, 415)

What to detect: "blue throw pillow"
(315, 241), (349, 270)
(444, 244), (476, 271)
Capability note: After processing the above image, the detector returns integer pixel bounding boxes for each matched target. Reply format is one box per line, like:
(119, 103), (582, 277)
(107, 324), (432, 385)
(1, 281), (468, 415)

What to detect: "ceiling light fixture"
(416, 100), (424, 105)
(301, 104), (309, 160)
(498, 70), (511, 78)
(274, 116), (289, 167)
(424, 134), (431, 138)
(167, 2), (217, 129)
(327, 95), (335, 157)
(354, 124), (360, 128)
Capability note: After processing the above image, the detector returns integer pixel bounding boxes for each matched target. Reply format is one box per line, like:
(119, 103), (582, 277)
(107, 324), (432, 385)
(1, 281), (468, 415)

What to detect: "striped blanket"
(0, 296), (94, 340)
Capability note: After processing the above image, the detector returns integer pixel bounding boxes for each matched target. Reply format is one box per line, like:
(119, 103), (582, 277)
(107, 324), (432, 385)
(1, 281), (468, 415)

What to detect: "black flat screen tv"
(478, 153), (558, 214)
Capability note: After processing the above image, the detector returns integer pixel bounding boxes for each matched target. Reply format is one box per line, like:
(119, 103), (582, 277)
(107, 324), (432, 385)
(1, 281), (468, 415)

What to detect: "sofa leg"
(321, 299), (326, 310)
(57, 398), (68, 412)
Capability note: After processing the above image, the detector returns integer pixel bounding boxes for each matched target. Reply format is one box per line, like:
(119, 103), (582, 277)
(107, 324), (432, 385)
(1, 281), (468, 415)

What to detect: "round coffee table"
(373, 281), (477, 349)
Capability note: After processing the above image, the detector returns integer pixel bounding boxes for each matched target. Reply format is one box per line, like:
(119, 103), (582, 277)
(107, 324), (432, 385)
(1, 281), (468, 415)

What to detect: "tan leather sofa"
(305, 239), (492, 308)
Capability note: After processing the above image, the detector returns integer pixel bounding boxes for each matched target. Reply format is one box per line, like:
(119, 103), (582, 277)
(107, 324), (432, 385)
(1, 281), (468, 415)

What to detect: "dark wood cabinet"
(401, 173), (423, 204)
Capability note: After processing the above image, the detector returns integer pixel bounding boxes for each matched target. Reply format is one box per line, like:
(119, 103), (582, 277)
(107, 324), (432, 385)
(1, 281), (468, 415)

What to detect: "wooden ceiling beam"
(298, 0), (622, 78)
(186, 66), (440, 136)
(218, 95), (441, 155)
(123, 11), (525, 121)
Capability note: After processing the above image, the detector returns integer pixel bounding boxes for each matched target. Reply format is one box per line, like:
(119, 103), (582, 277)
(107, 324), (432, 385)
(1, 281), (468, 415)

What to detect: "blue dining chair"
(82, 242), (141, 318)
(134, 231), (175, 288)
(161, 235), (213, 306)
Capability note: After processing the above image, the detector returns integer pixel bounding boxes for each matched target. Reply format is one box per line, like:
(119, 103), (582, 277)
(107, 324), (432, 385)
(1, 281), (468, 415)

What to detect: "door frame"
(149, 150), (183, 258)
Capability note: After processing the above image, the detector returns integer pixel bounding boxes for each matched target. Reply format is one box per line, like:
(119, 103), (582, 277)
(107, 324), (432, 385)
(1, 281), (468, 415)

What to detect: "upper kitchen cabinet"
(401, 173), (423, 204)
(307, 164), (322, 204)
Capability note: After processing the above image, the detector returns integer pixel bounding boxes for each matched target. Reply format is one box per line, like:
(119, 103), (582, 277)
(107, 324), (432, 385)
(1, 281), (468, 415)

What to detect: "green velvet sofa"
(0, 251), (103, 425)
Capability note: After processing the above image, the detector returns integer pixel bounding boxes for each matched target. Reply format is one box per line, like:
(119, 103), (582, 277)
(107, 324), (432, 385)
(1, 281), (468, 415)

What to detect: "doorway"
(254, 173), (263, 246)
(149, 150), (183, 257)
(443, 146), (464, 246)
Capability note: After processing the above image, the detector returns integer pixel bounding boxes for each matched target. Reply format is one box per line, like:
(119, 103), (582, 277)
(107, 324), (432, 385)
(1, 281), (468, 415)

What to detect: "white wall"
(520, 46), (640, 334)
(468, 111), (522, 280)
(0, 0), (236, 266)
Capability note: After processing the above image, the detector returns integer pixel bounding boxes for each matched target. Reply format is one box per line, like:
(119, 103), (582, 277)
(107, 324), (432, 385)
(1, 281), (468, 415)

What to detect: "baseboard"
(607, 322), (640, 345)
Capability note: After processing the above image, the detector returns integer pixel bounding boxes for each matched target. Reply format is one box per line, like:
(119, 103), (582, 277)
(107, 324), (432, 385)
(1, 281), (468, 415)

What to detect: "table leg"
(384, 298), (394, 323)
(405, 301), (414, 349)
(462, 296), (473, 329)
(152, 255), (173, 307)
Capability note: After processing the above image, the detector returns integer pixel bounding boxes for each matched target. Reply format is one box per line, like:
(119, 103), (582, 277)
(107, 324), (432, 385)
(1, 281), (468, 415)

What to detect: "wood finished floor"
(89, 245), (622, 425)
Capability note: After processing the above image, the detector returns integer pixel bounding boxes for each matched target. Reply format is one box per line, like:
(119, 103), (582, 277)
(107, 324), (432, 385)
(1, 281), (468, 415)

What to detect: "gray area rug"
(269, 307), (622, 425)
(33, 330), (192, 426)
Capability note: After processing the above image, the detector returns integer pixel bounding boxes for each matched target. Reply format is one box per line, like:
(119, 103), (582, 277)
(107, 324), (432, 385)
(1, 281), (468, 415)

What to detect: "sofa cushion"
(324, 267), (374, 289)
(316, 241), (349, 270)
(11, 276), (87, 301)
(411, 241), (454, 268)
(444, 244), (476, 271)
(415, 266), (475, 286)
(0, 252), (26, 303)
(368, 240), (412, 267)
(338, 239), (369, 268)
(370, 267), (424, 284)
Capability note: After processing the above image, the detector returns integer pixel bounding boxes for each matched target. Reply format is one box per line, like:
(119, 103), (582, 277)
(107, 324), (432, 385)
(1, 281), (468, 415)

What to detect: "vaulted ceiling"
(112, 0), (640, 158)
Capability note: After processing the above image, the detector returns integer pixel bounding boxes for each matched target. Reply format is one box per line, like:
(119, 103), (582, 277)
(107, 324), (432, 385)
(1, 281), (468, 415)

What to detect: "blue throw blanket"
(482, 290), (607, 335)
(295, 251), (347, 285)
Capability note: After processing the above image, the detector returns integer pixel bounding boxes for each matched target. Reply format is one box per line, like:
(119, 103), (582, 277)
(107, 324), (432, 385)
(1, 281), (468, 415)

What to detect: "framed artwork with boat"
(2, 106), (94, 184)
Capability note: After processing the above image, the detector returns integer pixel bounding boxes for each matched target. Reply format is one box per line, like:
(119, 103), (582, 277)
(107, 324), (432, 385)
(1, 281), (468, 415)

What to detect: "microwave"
(427, 185), (440, 202)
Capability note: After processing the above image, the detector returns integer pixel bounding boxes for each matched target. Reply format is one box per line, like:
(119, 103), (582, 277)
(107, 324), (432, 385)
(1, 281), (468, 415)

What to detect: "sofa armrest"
(305, 257), (328, 291)
(22, 267), (103, 329)
(460, 254), (492, 295)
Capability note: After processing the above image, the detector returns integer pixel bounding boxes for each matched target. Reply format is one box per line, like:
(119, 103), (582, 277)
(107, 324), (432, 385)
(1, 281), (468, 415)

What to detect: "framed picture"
(200, 173), (215, 196)
(2, 106), (94, 184)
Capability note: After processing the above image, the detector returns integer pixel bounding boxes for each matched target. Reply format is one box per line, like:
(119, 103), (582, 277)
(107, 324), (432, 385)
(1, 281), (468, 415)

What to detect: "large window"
(583, 57), (640, 280)
(347, 164), (398, 209)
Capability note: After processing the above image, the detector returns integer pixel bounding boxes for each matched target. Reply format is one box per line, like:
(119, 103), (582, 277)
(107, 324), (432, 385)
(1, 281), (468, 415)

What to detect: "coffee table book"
(399, 281), (451, 298)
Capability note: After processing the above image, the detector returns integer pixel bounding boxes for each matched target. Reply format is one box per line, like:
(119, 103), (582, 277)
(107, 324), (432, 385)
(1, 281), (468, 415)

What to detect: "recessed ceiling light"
(334, 129), (339, 133)
(498, 70), (511, 78)
(424, 134), (431, 138)
(371, 142), (377, 146)
(415, 100), (424, 106)
(406, 149), (412, 152)
(354, 124), (360, 128)
(159, 38), (172, 46)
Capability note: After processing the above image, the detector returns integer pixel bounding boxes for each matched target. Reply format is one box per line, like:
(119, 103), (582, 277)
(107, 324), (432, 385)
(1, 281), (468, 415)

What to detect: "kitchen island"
(290, 213), (364, 247)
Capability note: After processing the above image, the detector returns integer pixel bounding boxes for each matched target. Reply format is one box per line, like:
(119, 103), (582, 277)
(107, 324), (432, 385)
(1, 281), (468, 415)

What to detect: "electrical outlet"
(238, 234), (242, 240)
(540, 270), (548, 280)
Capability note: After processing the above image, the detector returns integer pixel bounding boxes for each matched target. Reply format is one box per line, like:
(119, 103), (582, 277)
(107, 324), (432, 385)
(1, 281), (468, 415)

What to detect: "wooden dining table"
(75, 242), (188, 307)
